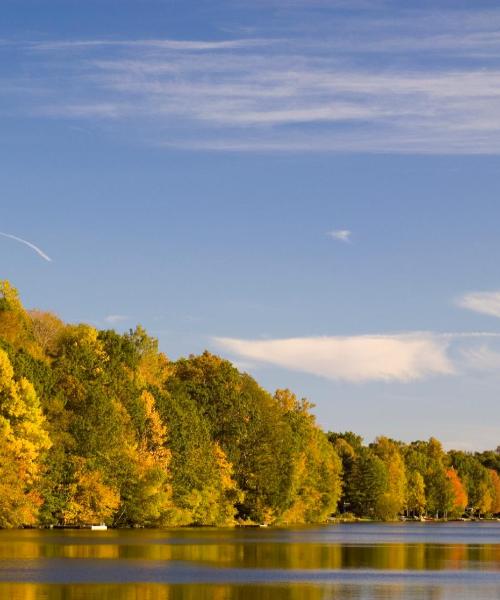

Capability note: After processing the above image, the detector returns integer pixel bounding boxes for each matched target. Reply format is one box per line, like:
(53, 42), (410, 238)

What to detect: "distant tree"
(446, 468), (468, 517)
(372, 437), (407, 520)
(406, 471), (426, 516)
(488, 470), (500, 515)
(449, 450), (494, 517)
(347, 447), (387, 517)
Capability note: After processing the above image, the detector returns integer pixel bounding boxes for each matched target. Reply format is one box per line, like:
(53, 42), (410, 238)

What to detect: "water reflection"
(0, 583), (499, 600)
(0, 524), (499, 599)
(1, 526), (500, 571)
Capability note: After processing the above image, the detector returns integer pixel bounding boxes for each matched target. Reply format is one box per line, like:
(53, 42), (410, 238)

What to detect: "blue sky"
(2, 0), (500, 450)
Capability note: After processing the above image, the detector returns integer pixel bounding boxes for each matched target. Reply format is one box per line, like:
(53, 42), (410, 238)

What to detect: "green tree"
(347, 447), (387, 517)
(277, 390), (342, 523)
(167, 353), (294, 523)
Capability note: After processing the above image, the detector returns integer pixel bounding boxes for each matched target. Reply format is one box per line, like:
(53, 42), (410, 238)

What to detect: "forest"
(0, 280), (499, 528)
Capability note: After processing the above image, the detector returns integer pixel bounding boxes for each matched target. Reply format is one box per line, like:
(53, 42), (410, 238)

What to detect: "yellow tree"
(0, 349), (51, 526)
(176, 443), (244, 527)
(121, 390), (174, 526)
(29, 310), (65, 357)
(0, 281), (43, 358)
(372, 437), (407, 520)
(406, 471), (426, 517)
(276, 389), (342, 524)
(61, 457), (120, 525)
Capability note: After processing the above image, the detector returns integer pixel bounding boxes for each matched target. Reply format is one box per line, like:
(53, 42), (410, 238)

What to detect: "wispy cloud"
(0, 232), (52, 262)
(104, 314), (129, 324)
(328, 229), (351, 243)
(7, 7), (500, 153)
(214, 333), (454, 382)
(30, 38), (273, 52)
(460, 345), (500, 372)
(457, 291), (500, 318)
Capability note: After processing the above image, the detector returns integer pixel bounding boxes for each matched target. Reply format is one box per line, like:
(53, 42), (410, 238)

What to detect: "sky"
(2, 0), (500, 450)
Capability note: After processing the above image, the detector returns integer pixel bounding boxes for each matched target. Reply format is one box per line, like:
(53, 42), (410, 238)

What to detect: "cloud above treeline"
(214, 333), (454, 382)
(214, 332), (500, 383)
(6, 5), (500, 153)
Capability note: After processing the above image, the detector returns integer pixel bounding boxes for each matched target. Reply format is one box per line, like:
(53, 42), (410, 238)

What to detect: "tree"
(278, 390), (342, 523)
(167, 354), (295, 524)
(488, 470), (500, 515)
(446, 468), (467, 517)
(406, 471), (426, 516)
(449, 451), (494, 517)
(425, 439), (454, 518)
(0, 281), (40, 357)
(347, 448), (387, 517)
(118, 391), (173, 526)
(372, 437), (407, 520)
(0, 348), (51, 526)
(29, 310), (65, 357)
(328, 433), (359, 514)
(156, 386), (243, 526)
(59, 457), (120, 525)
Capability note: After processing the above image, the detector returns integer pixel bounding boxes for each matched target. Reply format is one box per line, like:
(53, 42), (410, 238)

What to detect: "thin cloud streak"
(460, 345), (500, 372)
(32, 53), (500, 153)
(0, 232), (52, 262)
(9, 7), (500, 153)
(457, 291), (500, 318)
(30, 38), (275, 52)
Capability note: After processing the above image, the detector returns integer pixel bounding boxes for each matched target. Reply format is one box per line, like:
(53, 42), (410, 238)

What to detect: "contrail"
(0, 232), (52, 262)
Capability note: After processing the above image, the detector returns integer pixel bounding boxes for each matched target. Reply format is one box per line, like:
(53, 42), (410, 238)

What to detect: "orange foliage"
(447, 468), (468, 513)
(489, 470), (500, 514)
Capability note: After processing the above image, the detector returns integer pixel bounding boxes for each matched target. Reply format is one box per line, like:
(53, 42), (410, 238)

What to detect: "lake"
(1, 522), (500, 599)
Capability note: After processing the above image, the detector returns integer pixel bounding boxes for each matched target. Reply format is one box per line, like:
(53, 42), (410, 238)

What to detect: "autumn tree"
(449, 451), (494, 517)
(277, 390), (342, 523)
(167, 353), (295, 524)
(406, 471), (426, 517)
(370, 437), (407, 520)
(488, 470), (500, 515)
(446, 468), (468, 517)
(0, 281), (40, 357)
(0, 348), (51, 526)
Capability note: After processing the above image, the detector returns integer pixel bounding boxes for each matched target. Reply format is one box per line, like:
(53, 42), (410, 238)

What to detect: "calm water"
(1, 522), (500, 599)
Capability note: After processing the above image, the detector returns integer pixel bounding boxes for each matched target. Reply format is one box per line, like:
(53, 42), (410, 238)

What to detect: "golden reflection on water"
(0, 529), (500, 571)
(0, 583), (466, 600)
(1, 527), (500, 599)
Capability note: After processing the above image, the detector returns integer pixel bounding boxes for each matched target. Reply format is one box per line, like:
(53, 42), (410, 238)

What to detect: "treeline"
(0, 280), (498, 528)
(330, 433), (500, 520)
(0, 281), (340, 527)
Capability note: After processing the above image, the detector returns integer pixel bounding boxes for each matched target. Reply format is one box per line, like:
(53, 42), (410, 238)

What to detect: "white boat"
(90, 524), (107, 531)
